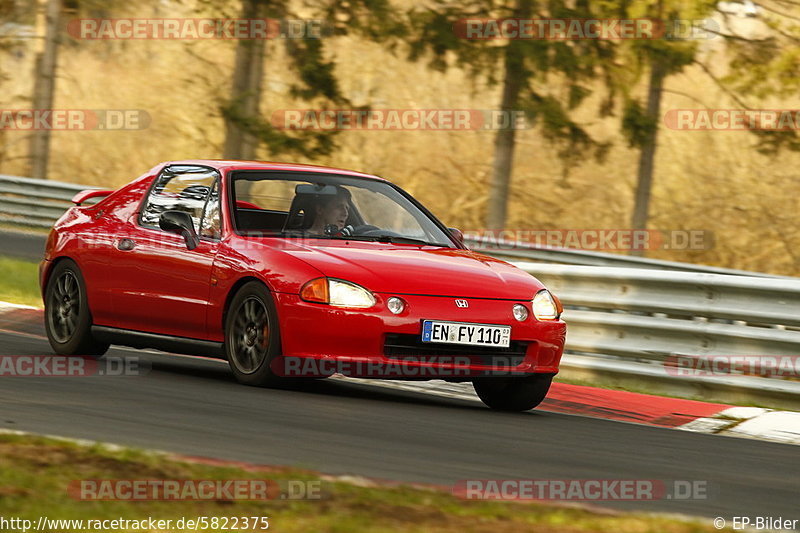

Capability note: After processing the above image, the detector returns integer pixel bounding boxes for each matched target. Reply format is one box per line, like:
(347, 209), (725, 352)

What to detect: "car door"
(109, 165), (223, 340)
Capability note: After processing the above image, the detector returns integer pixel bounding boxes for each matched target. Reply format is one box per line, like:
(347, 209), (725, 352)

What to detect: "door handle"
(117, 238), (136, 251)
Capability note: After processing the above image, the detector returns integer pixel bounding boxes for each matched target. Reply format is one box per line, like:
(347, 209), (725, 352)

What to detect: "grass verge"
(0, 433), (720, 533)
(0, 257), (41, 307)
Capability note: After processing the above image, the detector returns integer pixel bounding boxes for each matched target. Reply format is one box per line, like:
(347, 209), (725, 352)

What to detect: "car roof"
(163, 160), (388, 182)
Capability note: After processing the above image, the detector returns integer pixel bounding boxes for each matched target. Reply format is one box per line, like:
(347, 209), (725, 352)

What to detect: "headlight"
(300, 278), (376, 308)
(532, 289), (561, 320)
(512, 303), (529, 321)
(330, 279), (375, 308)
(387, 297), (406, 314)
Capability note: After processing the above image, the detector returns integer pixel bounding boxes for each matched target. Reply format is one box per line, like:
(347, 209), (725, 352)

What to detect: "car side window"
(200, 180), (222, 239)
(140, 166), (220, 237)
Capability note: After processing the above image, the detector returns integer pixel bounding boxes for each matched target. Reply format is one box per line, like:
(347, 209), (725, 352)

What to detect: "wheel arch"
(221, 275), (277, 333)
(41, 255), (76, 297)
(42, 256), (101, 325)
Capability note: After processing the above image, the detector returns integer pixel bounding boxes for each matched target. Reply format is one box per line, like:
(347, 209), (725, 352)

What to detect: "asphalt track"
(1, 321), (799, 525)
(0, 230), (45, 262)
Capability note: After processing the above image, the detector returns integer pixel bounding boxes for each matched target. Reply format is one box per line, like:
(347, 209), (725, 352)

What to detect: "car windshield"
(231, 172), (455, 247)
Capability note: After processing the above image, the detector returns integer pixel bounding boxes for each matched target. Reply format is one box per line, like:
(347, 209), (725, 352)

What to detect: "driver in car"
(308, 186), (352, 235)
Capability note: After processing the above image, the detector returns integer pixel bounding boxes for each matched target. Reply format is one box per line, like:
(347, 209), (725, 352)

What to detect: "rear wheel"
(225, 282), (283, 387)
(473, 374), (554, 411)
(44, 259), (109, 357)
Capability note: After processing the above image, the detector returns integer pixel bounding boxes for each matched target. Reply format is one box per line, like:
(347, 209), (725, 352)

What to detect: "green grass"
(0, 433), (719, 533)
(0, 257), (42, 307)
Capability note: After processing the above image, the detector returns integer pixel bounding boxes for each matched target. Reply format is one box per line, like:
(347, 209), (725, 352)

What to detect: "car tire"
(44, 259), (110, 357)
(225, 281), (285, 387)
(473, 374), (554, 411)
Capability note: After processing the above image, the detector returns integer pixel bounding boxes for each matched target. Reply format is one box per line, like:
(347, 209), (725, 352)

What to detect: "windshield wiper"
(370, 235), (446, 246)
(246, 232), (446, 247)
(308, 233), (448, 247)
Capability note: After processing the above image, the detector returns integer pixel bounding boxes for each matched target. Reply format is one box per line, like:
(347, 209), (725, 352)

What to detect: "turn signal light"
(300, 278), (329, 303)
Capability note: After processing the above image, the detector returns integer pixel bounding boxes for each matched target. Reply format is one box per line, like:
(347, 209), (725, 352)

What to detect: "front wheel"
(473, 374), (554, 411)
(225, 281), (283, 387)
(44, 259), (109, 357)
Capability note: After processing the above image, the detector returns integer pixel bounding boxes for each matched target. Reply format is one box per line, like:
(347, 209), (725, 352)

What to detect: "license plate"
(421, 320), (511, 348)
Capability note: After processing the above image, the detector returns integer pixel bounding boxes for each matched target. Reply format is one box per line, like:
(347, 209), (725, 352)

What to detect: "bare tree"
(223, 0), (266, 160)
(29, 0), (60, 179)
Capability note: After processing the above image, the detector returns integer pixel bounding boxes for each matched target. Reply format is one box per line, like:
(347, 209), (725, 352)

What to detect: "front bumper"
(272, 292), (566, 380)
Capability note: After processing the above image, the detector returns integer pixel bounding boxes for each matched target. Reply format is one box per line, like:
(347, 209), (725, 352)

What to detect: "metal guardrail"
(0, 174), (93, 229)
(465, 236), (785, 278)
(515, 262), (800, 359)
(514, 262), (800, 407)
(520, 263), (800, 328)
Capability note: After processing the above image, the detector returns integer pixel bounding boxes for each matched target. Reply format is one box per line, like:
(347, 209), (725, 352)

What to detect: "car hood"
(276, 240), (544, 300)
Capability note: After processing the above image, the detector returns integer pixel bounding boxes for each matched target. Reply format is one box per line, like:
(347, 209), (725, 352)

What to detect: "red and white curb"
(680, 407), (800, 444)
(0, 301), (39, 311)
(342, 378), (800, 446)
(2, 300), (799, 446)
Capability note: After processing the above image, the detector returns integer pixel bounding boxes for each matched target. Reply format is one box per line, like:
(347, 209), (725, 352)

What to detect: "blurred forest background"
(1, 0), (800, 274)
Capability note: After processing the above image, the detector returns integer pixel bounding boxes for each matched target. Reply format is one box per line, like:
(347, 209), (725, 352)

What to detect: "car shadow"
(133, 350), (540, 415)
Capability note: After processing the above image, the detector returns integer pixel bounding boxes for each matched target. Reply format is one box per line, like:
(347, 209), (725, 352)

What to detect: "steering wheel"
(346, 224), (381, 235)
(358, 228), (403, 238)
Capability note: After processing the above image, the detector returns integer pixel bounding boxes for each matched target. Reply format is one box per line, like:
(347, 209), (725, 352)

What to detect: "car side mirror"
(448, 227), (464, 244)
(160, 210), (200, 250)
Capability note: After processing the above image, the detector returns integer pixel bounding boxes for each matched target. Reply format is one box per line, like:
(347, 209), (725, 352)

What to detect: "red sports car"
(40, 160), (566, 411)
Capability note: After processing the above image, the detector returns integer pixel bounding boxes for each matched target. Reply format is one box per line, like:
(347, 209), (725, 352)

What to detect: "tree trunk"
(630, 58), (666, 255)
(485, 0), (530, 231)
(29, 0), (60, 179)
(223, 0), (266, 160)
